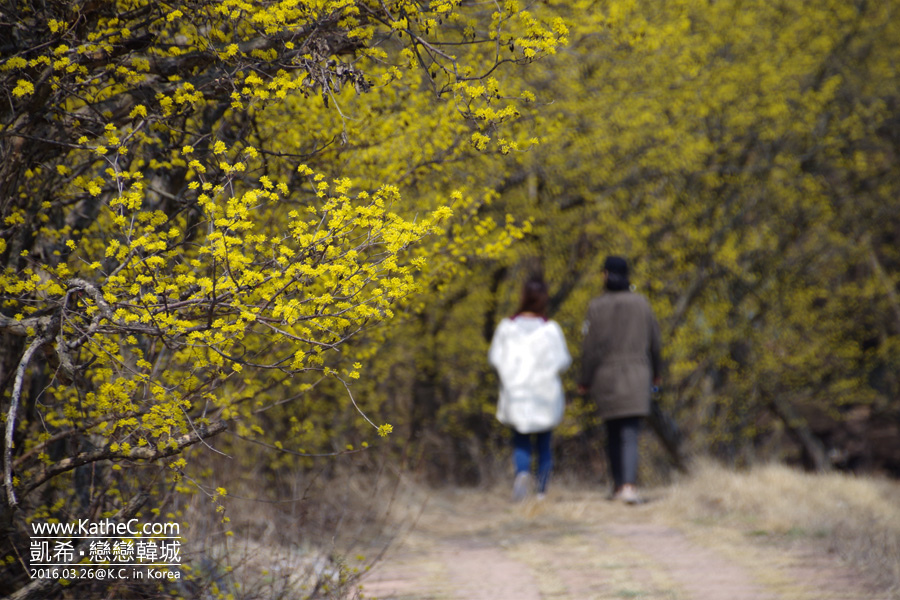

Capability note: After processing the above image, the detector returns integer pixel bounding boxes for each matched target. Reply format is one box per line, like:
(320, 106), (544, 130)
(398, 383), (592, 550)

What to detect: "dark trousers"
(606, 416), (642, 489)
(512, 430), (553, 493)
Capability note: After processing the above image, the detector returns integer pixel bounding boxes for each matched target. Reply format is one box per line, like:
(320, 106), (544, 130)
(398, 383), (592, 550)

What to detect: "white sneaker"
(619, 485), (642, 505)
(512, 472), (532, 502)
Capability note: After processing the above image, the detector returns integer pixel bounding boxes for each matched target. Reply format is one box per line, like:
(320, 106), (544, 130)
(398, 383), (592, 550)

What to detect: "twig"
(864, 235), (900, 332)
(230, 431), (370, 458)
(179, 404), (231, 459)
(336, 376), (378, 431)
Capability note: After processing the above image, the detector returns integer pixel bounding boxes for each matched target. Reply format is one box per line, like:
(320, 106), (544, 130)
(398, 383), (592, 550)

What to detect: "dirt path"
(359, 486), (880, 600)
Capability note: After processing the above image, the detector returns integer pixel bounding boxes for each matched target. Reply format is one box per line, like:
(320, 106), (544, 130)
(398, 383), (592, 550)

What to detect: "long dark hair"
(515, 276), (549, 317)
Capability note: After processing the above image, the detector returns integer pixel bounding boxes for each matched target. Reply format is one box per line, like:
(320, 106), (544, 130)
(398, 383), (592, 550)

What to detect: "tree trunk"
(768, 396), (831, 473)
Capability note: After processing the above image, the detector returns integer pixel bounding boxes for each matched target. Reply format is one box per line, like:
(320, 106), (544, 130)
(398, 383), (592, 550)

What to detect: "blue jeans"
(512, 430), (553, 493)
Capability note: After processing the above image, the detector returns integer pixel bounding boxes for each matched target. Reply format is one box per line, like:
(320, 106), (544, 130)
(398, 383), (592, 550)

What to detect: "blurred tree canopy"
(352, 0), (900, 479)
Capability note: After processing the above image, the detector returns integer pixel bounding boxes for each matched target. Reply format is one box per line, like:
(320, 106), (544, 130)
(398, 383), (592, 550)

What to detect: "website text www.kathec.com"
(28, 518), (183, 581)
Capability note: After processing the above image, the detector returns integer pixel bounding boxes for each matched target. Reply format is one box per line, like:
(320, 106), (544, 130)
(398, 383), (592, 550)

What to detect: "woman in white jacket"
(489, 277), (571, 501)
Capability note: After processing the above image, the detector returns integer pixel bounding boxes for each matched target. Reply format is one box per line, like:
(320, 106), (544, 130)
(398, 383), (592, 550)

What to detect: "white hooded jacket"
(488, 315), (572, 434)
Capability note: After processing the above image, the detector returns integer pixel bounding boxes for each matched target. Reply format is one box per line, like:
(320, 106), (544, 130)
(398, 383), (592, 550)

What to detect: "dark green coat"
(580, 291), (662, 420)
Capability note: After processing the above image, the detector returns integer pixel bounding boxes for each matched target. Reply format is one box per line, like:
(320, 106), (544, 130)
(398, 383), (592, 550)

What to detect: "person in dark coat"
(578, 256), (662, 504)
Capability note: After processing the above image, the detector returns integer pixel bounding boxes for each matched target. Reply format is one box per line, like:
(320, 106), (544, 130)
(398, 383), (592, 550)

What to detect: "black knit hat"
(604, 255), (629, 276)
(604, 255), (630, 291)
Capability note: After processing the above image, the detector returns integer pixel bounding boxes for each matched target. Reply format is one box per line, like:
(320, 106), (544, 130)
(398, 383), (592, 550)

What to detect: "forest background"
(1, 0), (898, 598)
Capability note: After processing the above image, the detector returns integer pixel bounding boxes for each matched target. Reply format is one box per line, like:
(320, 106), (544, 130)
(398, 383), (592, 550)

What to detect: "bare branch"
(20, 420), (228, 498)
(864, 235), (900, 333)
(0, 314), (52, 337)
(4, 333), (52, 509)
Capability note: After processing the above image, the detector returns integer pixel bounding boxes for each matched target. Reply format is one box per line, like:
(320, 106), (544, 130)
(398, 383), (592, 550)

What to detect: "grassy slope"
(658, 460), (900, 595)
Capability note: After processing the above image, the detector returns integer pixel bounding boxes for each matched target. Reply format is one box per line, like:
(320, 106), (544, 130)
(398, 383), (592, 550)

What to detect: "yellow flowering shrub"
(0, 0), (565, 595)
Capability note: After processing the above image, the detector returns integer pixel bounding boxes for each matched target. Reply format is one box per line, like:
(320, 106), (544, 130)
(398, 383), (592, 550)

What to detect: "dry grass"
(171, 450), (900, 598)
(658, 459), (900, 596)
(173, 453), (427, 600)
